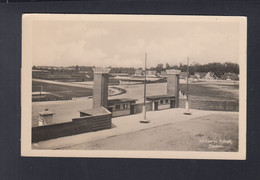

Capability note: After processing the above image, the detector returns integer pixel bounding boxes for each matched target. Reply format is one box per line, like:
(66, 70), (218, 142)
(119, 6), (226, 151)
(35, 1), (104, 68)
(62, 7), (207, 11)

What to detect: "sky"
(31, 17), (241, 68)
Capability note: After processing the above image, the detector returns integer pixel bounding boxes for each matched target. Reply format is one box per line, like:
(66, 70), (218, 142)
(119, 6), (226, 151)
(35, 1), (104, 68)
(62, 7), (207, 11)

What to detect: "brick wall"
(32, 113), (111, 143)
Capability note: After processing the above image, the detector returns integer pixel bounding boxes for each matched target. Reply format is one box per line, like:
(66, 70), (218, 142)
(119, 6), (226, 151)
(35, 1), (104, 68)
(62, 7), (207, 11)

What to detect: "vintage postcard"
(21, 14), (247, 159)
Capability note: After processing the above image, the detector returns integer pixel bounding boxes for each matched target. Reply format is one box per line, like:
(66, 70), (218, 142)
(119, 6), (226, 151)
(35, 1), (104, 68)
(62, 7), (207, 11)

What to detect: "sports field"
(32, 81), (93, 101)
(32, 80), (239, 127)
(179, 81), (238, 101)
(179, 81), (239, 111)
(32, 78), (238, 102)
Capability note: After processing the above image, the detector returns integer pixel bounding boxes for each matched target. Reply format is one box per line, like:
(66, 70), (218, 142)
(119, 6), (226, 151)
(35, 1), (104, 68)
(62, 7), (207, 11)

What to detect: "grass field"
(179, 82), (238, 101)
(32, 81), (93, 101)
(178, 81), (239, 111)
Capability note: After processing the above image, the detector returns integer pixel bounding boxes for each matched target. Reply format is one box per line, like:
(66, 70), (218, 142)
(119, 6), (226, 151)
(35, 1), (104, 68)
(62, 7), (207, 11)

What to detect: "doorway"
(130, 105), (135, 114)
(154, 102), (159, 110)
(170, 100), (175, 108)
(108, 107), (113, 113)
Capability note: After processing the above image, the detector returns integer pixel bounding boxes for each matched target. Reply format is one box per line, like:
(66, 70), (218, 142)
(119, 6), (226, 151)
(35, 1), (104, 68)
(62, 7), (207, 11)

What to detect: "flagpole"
(184, 57), (191, 115)
(144, 53), (147, 119)
(187, 57), (189, 101)
(140, 53), (149, 123)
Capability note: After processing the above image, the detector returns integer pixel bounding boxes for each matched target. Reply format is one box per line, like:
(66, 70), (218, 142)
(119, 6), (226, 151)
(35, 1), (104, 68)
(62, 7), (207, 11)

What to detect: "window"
(165, 99), (169, 104)
(160, 100), (164, 104)
(123, 104), (128, 109)
(115, 105), (120, 110)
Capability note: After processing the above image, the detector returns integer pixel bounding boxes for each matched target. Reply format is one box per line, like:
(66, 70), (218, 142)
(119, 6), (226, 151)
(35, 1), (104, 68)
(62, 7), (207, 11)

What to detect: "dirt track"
(33, 78), (93, 88)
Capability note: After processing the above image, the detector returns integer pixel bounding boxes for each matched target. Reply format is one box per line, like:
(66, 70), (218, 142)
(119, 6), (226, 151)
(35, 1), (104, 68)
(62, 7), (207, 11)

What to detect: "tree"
(155, 63), (164, 73)
(75, 65), (79, 72)
(165, 63), (171, 70)
(146, 61), (236, 74)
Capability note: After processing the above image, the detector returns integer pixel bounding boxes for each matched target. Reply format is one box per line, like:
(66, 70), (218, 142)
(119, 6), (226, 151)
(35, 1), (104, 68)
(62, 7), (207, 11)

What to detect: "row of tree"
(109, 67), (135, 74)
(150, 62), (239, 78)
(33, 62), (239, 79)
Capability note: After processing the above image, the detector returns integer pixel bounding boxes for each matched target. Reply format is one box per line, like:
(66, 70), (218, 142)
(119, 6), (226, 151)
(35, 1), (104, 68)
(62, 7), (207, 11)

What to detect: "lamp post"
(140, 53), (149, 123)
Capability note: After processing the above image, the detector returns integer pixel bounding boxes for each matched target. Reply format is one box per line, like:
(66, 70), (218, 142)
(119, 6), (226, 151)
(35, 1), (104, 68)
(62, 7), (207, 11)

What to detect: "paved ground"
(32, 108), (238, 152)
(64, 114), (238, 151)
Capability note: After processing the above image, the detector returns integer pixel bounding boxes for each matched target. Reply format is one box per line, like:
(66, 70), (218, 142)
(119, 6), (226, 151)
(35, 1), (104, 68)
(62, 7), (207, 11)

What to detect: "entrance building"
(108, 98), (137, 117)
(146, 95), (176, 111)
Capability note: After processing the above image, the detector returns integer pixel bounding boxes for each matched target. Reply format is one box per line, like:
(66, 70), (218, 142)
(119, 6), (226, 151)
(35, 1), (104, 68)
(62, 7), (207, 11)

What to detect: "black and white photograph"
(21, 14), (247, 159)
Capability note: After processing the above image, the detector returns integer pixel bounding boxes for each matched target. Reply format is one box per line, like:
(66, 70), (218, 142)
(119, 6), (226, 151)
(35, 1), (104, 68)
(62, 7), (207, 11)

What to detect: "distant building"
(179, 72), (188, 79)
(205, 71), (217, 80)
(194, 72), (207, 79)
(67, 67), (75, 71)
(147, 70), (157, 76)
(160, 71), (167, 77)
(134, 69), (143, 76)
(189, 75), (198, 82)
(190, 75), (195, 79)
(110, 73), (129, 77)
(222, 73), (239, 80)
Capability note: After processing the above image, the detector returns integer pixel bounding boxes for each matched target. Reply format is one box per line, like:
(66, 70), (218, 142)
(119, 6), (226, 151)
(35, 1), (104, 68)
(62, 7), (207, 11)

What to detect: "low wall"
(32, 94), (72, 102)
(112, 109), (131, 117)
(179, 99), (239, 112)
(158, 104), (171, 110)
(32, 114), (112, 143)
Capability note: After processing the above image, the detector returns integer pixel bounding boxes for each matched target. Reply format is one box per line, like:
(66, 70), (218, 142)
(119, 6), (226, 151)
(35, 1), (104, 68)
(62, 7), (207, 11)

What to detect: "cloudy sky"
(31, 16), (241, 68)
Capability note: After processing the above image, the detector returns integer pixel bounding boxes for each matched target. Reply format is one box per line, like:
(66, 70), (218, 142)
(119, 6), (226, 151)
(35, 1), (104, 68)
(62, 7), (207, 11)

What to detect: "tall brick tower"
(166, 69), (181, 108)
(92, 68), (111, 109)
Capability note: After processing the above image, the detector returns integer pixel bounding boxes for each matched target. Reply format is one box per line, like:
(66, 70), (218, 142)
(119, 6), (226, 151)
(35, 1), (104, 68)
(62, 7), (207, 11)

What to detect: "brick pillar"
(92, 68), (111, 109)
(166, 69), (181, 108)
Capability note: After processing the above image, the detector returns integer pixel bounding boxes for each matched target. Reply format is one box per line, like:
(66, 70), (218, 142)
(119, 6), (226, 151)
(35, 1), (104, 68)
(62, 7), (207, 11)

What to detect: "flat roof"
(79, 107), (111, 116)
(39, 109), (55, 116)
(146, 95), (175, 100)
(108, 98), (137, 106)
